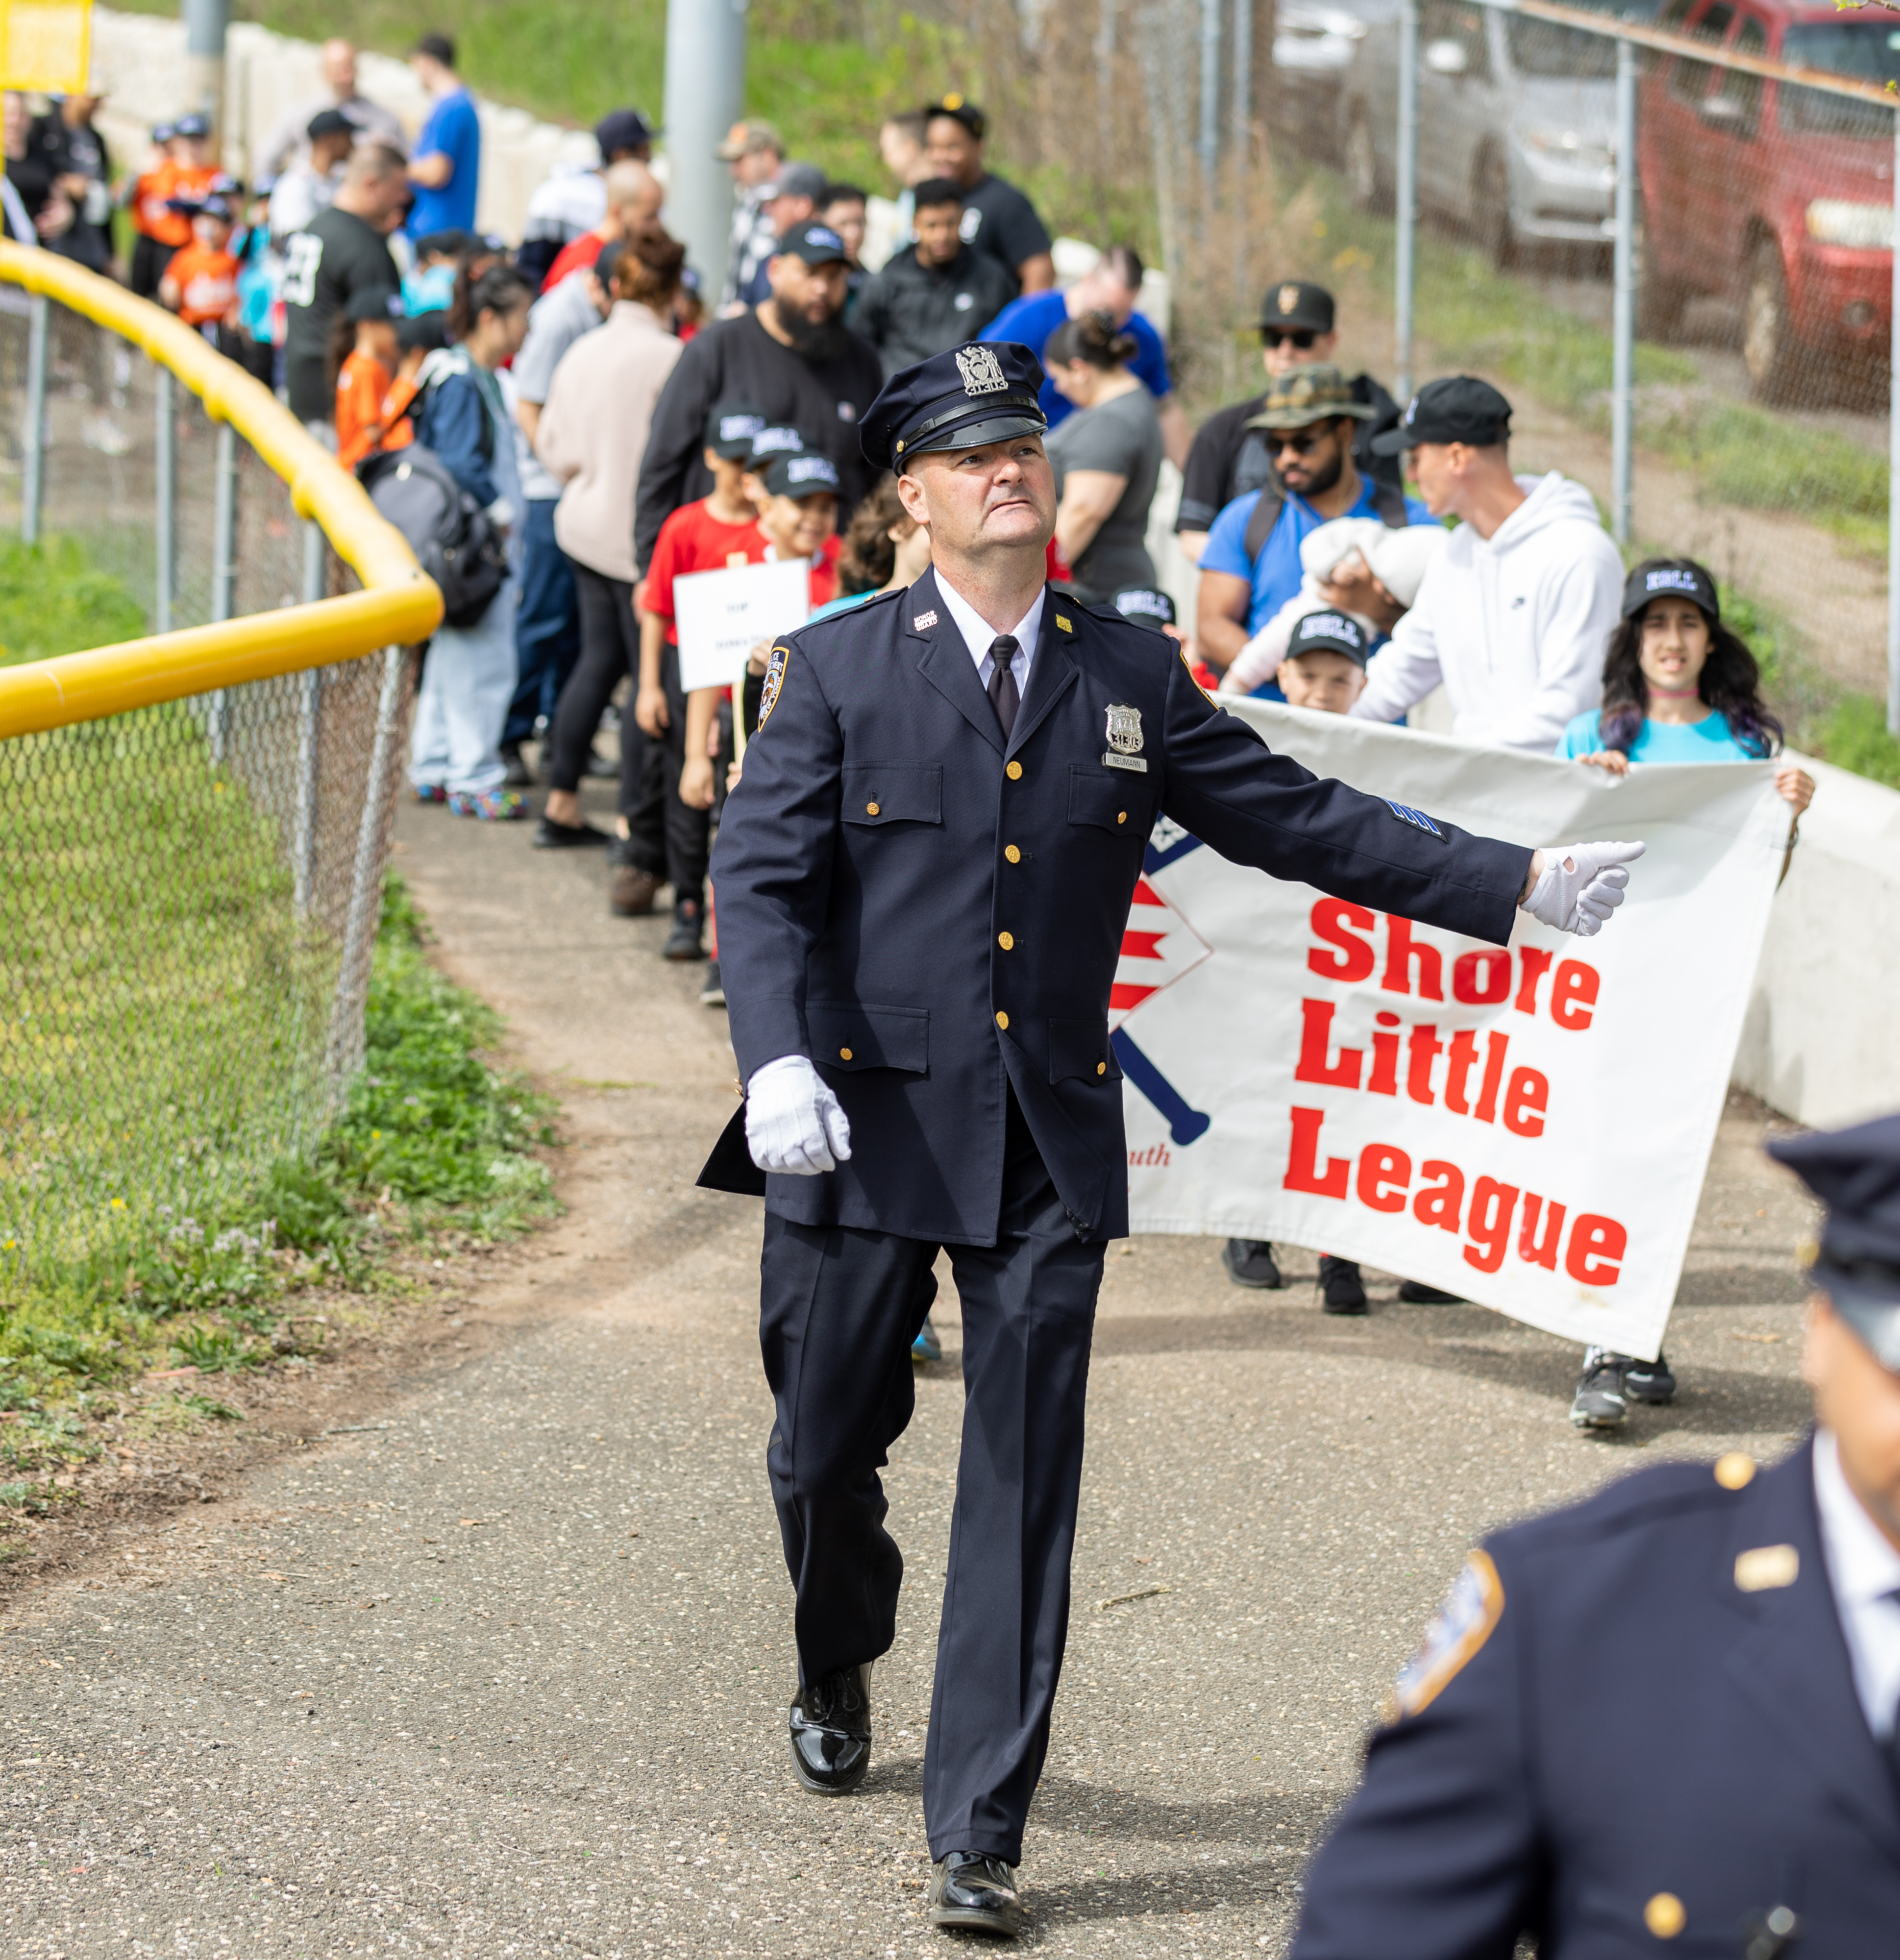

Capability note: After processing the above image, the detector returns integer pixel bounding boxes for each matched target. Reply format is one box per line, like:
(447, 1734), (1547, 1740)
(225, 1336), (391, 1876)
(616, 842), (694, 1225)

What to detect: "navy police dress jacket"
(1292, 1434), (1900, 1959)
(703, 566), (1531, 1245)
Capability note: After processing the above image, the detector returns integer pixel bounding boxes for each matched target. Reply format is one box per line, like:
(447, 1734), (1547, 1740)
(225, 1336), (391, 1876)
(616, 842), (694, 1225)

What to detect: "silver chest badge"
(1103, 703), (1147, 773)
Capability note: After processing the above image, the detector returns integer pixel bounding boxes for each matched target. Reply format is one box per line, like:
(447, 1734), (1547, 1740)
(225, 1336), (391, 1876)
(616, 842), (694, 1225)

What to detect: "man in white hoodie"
(1346, 377), (1622, 751)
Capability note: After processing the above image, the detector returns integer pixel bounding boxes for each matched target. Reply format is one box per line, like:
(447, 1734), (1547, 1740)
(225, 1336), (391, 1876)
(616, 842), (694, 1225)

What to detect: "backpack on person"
(356, 443), (506, 629)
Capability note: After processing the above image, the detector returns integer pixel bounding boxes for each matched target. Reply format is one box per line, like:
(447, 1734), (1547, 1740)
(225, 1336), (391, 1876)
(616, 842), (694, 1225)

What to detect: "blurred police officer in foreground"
(699, 339), (1643, 1939)
(1293, 1111), (1900, 1960)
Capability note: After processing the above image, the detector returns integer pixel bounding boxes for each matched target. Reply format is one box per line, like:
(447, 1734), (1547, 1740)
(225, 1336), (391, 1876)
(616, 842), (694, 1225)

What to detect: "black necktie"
(987, 636), (1020, 741)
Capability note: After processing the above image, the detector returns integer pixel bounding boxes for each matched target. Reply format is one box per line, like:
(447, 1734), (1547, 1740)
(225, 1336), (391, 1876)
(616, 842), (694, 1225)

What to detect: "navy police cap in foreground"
(859, 342), (1048, 474)
(1770, 1110), (1900, 1367)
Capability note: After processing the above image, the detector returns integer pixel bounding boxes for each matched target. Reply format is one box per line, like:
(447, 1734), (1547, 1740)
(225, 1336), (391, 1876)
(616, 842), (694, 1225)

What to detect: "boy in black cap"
(1175, 278), (1403, 561)
(634, 221), (884, 577)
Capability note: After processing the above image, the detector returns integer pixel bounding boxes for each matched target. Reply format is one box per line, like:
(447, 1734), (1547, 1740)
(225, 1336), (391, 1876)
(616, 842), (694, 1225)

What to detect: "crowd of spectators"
(0, 46), (1817, 1415)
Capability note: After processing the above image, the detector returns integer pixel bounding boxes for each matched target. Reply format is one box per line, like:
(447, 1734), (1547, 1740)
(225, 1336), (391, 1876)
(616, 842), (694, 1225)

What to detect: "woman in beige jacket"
(533, 227), (685, 857)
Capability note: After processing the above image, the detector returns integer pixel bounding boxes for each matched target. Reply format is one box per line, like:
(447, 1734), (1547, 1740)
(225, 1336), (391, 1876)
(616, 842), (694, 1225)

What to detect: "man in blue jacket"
(700, 341), (1642, 1939)
(1292, 1109), (1900, 1959)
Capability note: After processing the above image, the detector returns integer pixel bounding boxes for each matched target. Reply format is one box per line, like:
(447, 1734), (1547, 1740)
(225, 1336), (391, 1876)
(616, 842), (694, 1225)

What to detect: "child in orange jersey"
(158, 194), (241, 343)
(328, 289), (403, 469)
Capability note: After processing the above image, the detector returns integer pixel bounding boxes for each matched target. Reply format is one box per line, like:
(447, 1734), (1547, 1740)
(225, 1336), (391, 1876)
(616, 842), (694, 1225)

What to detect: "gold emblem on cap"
(943, 91), (963, 109)
(1734, 1544), (1799, 1592)
(1713, 1452), (1755, 1491)
(1644, 1893), (1686, 1939)
(1278, 282), (1301, 315)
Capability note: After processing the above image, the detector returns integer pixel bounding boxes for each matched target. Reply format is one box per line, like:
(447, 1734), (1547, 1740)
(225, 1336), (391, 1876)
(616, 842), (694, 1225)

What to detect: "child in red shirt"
(329, 291), (403, 469)
(158, 196), (241, 340)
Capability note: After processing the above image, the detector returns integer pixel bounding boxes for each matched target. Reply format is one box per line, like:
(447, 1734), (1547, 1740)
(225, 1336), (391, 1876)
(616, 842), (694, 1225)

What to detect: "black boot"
(1221, 1238), (1282, 1289)
(1319, 1255), (1368, 1315)
(661, 895), (705, 961)
(789, 1664), (872, 1795)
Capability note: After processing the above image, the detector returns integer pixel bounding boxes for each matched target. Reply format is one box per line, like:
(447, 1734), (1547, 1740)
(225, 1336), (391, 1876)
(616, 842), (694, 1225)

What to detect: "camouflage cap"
(1244, 364), (1375, 431)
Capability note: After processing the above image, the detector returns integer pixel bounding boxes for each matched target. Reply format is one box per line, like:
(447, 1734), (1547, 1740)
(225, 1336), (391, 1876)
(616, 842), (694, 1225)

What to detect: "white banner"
(1121, 702), (1792, 1361)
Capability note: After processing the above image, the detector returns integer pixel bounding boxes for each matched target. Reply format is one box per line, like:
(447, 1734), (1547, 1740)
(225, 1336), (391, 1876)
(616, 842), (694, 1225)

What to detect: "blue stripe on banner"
(1112, 1029), (1211, 1145)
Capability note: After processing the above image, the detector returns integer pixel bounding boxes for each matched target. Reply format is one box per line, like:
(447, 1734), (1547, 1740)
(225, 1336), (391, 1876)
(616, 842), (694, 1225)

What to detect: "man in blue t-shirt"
(978, 244), (1189, 466)
(1196, 365), (1431, 701)
(406, 33), (481, 238)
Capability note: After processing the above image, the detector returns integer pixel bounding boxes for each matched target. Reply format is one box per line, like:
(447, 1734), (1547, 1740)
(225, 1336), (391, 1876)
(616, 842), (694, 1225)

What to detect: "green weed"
(0, 535), (149, 666)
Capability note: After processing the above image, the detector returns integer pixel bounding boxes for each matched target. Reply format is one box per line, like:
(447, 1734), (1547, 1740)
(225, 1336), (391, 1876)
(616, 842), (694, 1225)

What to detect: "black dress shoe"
(928, 1852), (1023, 1937)
(788, 1663), (871, 1794)
(1222, 1237), (1282, 1289)
(1319, 1254), (1368, 1314)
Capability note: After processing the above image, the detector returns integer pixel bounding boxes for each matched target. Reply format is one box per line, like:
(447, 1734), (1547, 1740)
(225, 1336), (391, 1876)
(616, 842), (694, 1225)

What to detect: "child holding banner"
(1555, 556), (1813, 1428)
(1220, 611), (1471, 1317)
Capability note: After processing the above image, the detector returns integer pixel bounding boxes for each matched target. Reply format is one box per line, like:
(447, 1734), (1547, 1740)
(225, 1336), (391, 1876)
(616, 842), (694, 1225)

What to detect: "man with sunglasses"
(1176, 280), (1404, 565)
(1193, 364), (1433, 687)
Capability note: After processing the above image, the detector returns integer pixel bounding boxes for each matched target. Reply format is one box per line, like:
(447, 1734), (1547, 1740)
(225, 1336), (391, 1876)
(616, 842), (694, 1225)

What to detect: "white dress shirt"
(933, 571), (1044, 702)
(1812, 1425), (1900, 1741)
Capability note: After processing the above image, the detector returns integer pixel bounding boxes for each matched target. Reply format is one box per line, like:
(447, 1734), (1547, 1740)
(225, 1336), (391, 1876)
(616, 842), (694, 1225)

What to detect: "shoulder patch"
(757, 644), (790, 728)
(1386, 800), (1443, 838)
(1393, 1550), (1504, 1719)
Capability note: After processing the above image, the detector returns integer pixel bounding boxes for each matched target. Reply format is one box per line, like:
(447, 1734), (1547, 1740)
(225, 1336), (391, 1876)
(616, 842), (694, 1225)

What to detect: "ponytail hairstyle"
(459, 263), (533, 341)
(1043, 307), (1137, 371)
(615, 222), (687, 310)
(1598, 557), (1781, 759)
(836, 474), (913, 595)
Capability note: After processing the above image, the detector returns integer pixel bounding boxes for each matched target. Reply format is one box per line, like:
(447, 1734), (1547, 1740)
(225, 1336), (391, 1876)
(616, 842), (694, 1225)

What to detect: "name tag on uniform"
(1102, 753), (1148, 772)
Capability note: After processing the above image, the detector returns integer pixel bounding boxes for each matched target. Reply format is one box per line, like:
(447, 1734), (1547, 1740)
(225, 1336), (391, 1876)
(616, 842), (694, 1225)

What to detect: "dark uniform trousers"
(761, 1088), (1099, 1863)
(704, 567), (1532, 1871)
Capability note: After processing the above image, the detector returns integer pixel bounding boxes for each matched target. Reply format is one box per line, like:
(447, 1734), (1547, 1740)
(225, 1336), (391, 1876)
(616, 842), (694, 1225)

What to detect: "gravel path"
(4, 787), (1818, 1958)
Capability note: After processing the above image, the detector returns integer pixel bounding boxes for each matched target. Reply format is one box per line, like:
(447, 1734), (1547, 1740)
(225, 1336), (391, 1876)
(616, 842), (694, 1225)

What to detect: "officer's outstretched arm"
(1290, 1549), (1540, 1960)
(1157, 650), (1532, 948)
(707, 639), (844, 1084)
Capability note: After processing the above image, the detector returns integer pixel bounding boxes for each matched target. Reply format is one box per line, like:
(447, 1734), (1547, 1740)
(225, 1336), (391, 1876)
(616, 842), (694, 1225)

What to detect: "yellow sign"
(0, 0), (92, 95)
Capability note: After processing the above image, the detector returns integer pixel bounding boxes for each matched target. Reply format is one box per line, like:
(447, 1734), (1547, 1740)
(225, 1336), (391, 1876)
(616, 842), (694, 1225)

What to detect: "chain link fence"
(0, 281), (418, 1294)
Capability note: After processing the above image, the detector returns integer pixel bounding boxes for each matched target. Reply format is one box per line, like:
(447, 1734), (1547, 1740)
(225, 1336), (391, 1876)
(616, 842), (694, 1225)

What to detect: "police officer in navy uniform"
(1292, 1110), (1900, 1960)
(700, 340), (1644, 1939)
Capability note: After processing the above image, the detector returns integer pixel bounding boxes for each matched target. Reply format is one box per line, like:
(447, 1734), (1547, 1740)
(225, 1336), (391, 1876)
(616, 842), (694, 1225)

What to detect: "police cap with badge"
(860, 342), (1048, 472)
(1769, 1111), (1900, 1370)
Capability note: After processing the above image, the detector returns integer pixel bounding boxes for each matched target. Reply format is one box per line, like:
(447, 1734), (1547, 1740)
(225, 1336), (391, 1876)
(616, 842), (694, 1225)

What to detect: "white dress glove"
(1519, 841), (1646, 937)
(744, 1055), (853, 1176)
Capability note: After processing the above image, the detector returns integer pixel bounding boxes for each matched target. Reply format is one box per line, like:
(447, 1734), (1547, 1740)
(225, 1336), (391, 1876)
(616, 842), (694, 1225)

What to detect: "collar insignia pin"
(913, 610), (938, 631)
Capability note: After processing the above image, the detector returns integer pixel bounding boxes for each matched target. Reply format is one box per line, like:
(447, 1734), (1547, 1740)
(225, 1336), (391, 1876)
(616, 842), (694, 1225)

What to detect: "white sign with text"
(673, 557), (811, 693)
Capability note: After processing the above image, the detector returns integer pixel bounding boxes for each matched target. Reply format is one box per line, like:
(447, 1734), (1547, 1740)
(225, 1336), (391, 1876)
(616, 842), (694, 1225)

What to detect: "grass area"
(0, 873), (557, 1505)
(1295, 170), (1891, 551)
(0, 534), (148, 665)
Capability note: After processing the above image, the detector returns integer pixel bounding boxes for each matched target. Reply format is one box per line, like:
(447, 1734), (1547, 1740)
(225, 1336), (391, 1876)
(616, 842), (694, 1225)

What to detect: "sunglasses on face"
(1263, 329), (1317, 350)
(1267, 429), (1326, 456)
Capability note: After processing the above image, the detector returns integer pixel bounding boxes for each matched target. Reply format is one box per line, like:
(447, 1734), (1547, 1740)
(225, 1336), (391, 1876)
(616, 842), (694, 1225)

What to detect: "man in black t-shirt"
(280, 143), (410, 429)
(1175, 279), (1403, 564)
(634, 222), (885, 574)
(922, 97), (1053, 298)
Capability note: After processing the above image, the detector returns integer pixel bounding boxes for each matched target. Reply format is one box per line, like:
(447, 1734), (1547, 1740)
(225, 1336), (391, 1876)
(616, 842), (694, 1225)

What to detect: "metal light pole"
(1200, 0), (1222, 193)
(1394, 0), (1419, 403)
(181, 0), (229, 138)
(1611, 36), (1636, 547)
(1232, 0), (1253, 155)
(1889, 102), (1900, 734)
(662, 0), (746, 296)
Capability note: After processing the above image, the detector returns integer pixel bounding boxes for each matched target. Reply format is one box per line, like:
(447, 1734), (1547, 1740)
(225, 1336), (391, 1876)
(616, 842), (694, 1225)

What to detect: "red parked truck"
(1638, 0), (1899, 399)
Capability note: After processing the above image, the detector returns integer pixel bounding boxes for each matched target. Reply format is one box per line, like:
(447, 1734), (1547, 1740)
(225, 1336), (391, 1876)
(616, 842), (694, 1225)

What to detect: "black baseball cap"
(173, 112), (211, 141)
(761, 451), (842, 501)
(594, 108), (659, 157)
(1371, 375), (1513, 455)
(1260, 279), (1334, 334)
(774, 221), (851, 269)
(1111, 588), (1178, 633)
(344, 287), (401, 324)
(412, 229), (471, 262)
(397, 312), (450, 354)
(746, 423), (810, 470)
(306, 108), (355, 144)
(1768, 1112), (1900, 1370)
(1286, 610), (1371, 667)
(704, 402), (767, 460)
(924, 95), (987, 140)
(1621, 557), (1719, 623)
(861, 342), (1048, 472)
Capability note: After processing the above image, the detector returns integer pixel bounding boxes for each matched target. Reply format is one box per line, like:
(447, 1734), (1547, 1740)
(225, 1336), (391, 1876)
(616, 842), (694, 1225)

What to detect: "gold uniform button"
(1004, 844), (1021, 863)
(998, 931), (1014, 950)
(1714, 1451), (1756, 1491)
(994, 1011), (1009, 1030)
(1644, 1893), (1686, 1939)
(1096, 1062), (1107, 1076)
(839, 1047), (853, 1061)
(1006, 760), (1023, 780)
(865, 801), (880, 816)
(1117, 811), (1126, 824)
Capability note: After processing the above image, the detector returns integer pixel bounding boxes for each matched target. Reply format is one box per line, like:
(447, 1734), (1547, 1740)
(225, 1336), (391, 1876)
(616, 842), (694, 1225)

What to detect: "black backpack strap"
(1242, 484), (1286, 564)
(1373, 478), (1410, 528)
